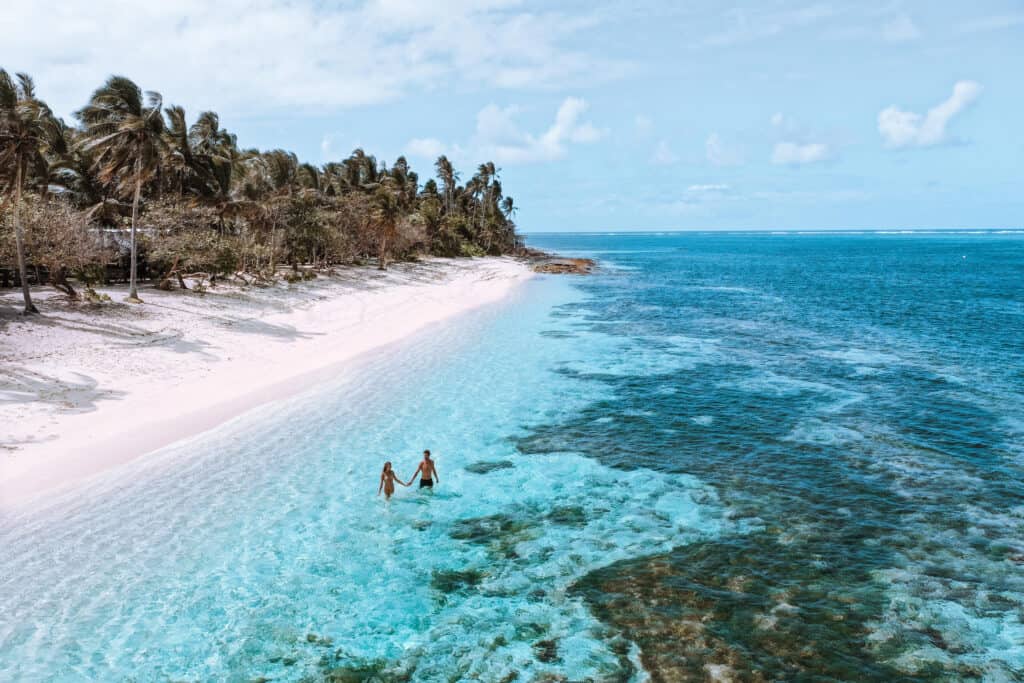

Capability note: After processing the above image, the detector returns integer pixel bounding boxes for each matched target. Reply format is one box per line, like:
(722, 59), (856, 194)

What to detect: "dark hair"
(382, 461), (392, 474)
(424, 449), (431, 457)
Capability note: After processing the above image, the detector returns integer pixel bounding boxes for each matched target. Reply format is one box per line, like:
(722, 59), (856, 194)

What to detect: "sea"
(1, 231), (1022, 681)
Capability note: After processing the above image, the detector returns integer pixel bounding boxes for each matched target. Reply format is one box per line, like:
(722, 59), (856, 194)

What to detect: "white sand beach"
(0, 257), (531, 508)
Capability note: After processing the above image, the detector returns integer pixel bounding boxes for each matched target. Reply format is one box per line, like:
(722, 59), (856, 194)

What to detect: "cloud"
(320, 133), (360, 161)
(770, 112), (834, 165)
(881, 14), (921, 42)
(657, 182), (737, 215)
(700, 4), (839, 47)
(878, 81), (983, 148)
(406, 137), (446, 158)
(705, 132), (744, 166)
(771, 142), (831, 165)
(752, 189), (869, 202)
(650, 140), (678, 165)
(417, 96), (605, 165)
(0, 1), (621, 119)
(321, 135), (337, 158)
(959, 13), (1024, 33)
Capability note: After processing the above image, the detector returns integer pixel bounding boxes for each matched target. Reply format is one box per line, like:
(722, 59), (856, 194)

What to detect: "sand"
(0, 257), (532, 508)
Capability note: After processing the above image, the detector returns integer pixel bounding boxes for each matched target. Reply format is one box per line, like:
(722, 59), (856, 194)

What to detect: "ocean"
(1, 231), (1022, 681)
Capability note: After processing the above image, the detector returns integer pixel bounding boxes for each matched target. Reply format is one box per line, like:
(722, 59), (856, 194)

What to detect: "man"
(409, 449), (439, 489)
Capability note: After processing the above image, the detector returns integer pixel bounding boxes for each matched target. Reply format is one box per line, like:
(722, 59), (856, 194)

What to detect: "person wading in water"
(377, 461), (409, 500)
(408, 450), (439, 490)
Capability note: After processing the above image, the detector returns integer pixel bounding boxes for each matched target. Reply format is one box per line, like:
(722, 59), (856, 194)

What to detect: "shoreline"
(0, 257), (533, 508)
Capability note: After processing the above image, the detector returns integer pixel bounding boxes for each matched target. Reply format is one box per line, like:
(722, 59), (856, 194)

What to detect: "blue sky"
(3, 1), (1022, 231)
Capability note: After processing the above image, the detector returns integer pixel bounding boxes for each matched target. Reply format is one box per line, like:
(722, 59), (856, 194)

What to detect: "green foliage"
(1, 69), (523, 302)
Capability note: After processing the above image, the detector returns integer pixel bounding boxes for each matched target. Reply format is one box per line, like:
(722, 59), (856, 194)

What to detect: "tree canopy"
(1, 71), (522, 308)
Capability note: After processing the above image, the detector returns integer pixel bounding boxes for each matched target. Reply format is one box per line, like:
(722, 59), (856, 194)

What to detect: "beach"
(0, 232), (1021, 681)
(0, 257), (532, 507)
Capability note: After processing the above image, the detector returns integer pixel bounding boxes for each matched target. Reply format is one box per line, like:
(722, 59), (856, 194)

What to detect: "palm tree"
(76, 76), (166, 301)
(189, 111), (239, 201)
(434, 155), (457, 214)
(501, 195), (516, 220)
(48, 119), (107, 209)
(163, 105), (196, 200)
(0, 71), (59, 314)
(372, 178), (402, 269)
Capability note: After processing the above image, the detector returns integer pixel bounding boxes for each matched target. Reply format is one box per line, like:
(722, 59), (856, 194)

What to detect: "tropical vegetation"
(0, 70), (522, 314)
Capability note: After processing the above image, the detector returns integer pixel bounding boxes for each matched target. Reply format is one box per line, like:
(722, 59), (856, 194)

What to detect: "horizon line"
(523, 227), (1024, 235)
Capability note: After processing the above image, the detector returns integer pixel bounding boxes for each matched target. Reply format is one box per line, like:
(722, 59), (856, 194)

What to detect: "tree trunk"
(52, 266), (78, 299)
(378, 230), (388, 270)
(128, 157), (142, 301)
(269, 220), (278, 276)
(12, 157), (38, 315)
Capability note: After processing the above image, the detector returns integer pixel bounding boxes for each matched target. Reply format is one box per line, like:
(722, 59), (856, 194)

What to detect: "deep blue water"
(1, 231), (1022, 681)
(526, 231), (1024, 681)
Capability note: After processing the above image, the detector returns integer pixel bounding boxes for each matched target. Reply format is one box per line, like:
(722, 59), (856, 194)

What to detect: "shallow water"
(1, 232), (1022, 682)
(0, 275), (723, 682)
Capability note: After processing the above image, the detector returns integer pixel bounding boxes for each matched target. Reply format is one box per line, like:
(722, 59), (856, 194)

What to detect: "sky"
(1, 1), (1022, 231)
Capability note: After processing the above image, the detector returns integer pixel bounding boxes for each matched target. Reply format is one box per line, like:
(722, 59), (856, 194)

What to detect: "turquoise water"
(1, 232), (1022, 681)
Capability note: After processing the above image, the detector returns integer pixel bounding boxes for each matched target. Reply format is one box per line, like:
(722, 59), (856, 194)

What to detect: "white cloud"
(770, 112), (834, 165)
(320, 133), (361, 161)
(881, 14), (921, 42)
(650, 140), (678, 165)
(959, 13), (1024, 33)
(752, 189), (868, 202)
(878, 81), (983, 148)
(634, 115), (653, 135)
(658, 182), (736, 215)
(420, 96), (605, 166)
(405, 137), (446, 158)
(700, 4), (839, 47)
(705, 132), (744, 166)
(321, 135), (336, 158)
(0, 1), (620, 120)
(771, 142), (831, 165)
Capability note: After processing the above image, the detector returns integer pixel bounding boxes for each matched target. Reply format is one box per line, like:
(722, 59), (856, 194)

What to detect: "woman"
(377, 461), (409, 500)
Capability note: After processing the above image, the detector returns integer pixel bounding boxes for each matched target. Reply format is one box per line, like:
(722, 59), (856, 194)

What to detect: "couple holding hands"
(378, 450), (438, 500)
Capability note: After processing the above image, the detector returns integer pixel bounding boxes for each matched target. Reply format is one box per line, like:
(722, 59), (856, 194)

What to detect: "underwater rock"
(532, 639), (560, 663)
(305, 633), (334, 647)
(449, 513), (533, 544)
(531, 257), (596, 275)
(571, 535), (912, 682)
(319, 651), (415, 683)
(430, 568), (485, 593)
(545, 505), (588, 527)
(513, 622), (547, 641)
(464, 460), (515, 474)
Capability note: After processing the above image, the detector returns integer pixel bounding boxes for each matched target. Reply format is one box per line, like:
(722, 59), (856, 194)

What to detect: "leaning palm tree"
(76, 76), (166, 301)
(434, 155), (457, 214)
(500, 195), (516, 220)
(0, 70), (59, 314)
(372, 178), (402, 270)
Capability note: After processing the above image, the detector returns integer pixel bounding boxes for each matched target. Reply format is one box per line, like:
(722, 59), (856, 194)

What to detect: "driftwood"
(51, 266), (78, 299)
(158, 257), (189, 291)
